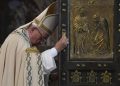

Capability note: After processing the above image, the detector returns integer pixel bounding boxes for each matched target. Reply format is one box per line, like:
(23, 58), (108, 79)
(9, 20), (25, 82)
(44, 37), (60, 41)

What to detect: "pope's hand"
(54, 33), (68, 52)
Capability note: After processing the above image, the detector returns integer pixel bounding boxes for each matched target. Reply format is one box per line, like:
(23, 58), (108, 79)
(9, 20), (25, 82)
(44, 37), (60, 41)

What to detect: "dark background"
(0, 0), (56, 44)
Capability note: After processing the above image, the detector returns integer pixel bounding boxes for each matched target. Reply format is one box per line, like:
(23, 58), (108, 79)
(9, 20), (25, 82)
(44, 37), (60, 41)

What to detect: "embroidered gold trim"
(34, 19), (41, 25)
(40, 24), (52, 34)
(26, 47), (39, 53)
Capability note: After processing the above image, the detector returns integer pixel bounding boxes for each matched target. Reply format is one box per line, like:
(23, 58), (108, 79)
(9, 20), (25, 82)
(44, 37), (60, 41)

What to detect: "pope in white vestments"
(0, 2), (68, 86)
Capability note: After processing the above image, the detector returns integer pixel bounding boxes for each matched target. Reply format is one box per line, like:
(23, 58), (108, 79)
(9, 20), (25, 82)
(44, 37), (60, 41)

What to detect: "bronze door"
(59, 0), (120, 86)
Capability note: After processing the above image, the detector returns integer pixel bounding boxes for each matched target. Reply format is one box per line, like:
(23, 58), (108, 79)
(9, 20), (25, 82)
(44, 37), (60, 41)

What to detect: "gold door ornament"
(70, 70), (82, 83)
(87, 70), (97, 84)
(70, 0), (114, 60)
(101, 70), (112, 84)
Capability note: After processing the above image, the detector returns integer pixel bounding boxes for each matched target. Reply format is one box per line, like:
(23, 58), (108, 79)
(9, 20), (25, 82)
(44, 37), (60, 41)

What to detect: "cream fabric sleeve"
(41, 47), (58, 74)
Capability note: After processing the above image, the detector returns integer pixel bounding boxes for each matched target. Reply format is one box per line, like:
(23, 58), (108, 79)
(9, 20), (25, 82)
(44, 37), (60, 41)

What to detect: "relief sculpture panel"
(70, 0), (114, 60)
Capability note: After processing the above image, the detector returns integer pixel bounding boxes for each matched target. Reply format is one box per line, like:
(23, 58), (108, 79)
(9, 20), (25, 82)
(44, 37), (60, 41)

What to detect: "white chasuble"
(0, 28), (31, 86)
(25, 47), (44, 86)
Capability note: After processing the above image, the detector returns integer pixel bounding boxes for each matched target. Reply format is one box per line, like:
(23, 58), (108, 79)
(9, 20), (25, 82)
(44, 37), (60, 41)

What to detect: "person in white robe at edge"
(0, 2), (68, 86)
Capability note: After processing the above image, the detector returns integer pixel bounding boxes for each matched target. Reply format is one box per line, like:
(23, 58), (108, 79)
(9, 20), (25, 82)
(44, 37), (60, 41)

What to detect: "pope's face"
(29, 25), (49, 45)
